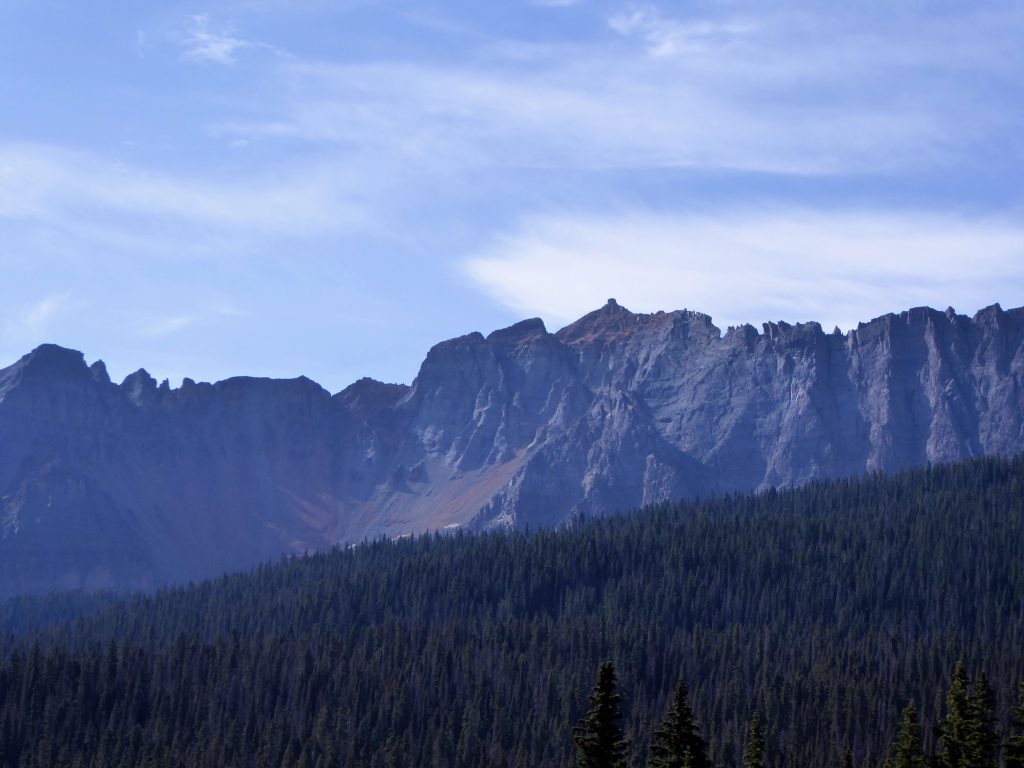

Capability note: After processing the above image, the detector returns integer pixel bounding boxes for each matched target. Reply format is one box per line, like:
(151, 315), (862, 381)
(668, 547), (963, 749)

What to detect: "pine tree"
(574, 661), (630, 768)
(1005, 682), (1024, 768)
(940, 661), (972, 768)
(743, 712), (765, 768)
(885, 702), (927, 768)
(966, 673), (997, 768)
(840, 745), (854, 768)
(648, 676), (711, 768)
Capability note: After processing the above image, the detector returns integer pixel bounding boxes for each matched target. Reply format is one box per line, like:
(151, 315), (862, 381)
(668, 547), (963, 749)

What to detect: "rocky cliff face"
(2, 300), (1023, 597)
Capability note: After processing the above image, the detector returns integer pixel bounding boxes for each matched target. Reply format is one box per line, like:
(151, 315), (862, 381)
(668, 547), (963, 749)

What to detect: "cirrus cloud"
(465, 209), (1024, 331)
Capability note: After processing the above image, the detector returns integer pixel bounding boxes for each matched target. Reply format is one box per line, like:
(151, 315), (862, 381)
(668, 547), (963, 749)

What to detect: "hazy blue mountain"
(2, 300), (1022, 597)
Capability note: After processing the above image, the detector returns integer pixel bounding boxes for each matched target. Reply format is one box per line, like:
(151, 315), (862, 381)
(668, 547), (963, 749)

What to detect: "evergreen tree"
(1005, 682), (1024, 768)
(966, 673), (997, 768)
(648, 676), (711, 768)
(574, 661), (630, 768)
(885, 703), (926, 768)
(940, 662), (972, 768)
(840, 745), (854, 768)
(742, 712), (765, 768)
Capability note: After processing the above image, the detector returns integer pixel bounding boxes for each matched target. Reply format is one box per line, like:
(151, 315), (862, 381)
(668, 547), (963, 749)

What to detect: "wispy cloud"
(609, 5), (753, 57)
(217, 3), (1024, 177)
(141, 304), (247, 338)
(465, 209), (1024, 331)
(0, 293), (72, 347)
(179, 14), (251, 64)
(0, 143), (367, 239)
(24, 294), (71, 334)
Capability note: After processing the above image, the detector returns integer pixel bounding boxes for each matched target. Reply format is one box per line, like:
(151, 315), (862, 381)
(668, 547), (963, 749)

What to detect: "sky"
(2, 0), (1024, 390)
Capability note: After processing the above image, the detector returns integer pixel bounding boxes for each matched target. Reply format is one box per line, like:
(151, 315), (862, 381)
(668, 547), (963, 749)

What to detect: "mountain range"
(2, 299), (1022, 597)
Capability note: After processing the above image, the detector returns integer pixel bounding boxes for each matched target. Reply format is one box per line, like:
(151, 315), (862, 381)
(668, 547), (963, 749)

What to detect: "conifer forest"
(1, 456), (1023, 768)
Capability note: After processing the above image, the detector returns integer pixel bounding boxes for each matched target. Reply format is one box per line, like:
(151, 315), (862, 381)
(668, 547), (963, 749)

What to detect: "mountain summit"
(2, 301), (1023, 597)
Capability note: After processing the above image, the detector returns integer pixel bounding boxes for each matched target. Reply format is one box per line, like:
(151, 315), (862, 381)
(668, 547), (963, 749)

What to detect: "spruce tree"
(573, 661), (630, 768)
(840, 745), (855, 768)
(743, 712), (766, 768)
(1007, 682), (1024, 768)
(966, 673), (997, 768)
(885, 702), (927, 768)
(940, 661), (972, 768)
(648, 676), (711, 768)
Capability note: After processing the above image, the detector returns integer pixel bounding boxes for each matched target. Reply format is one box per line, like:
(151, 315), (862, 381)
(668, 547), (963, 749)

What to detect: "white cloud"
(0, 144), (367, 238)
(179, 14), (252, 64)
(464, 209), (1024, 331)
(609, 5), (753, 57)
(218, 3), (1024, 177)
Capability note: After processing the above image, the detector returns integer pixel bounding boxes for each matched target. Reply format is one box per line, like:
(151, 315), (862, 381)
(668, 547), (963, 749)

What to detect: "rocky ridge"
(1, 300), (1022, 596)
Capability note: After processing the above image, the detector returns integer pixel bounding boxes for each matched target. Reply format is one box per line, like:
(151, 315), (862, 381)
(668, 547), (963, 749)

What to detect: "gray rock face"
(2, 302), (1023, 597)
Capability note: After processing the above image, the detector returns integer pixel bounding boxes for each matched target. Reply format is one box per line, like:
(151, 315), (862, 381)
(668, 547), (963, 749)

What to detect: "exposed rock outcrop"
(2, 301), (1022, 597)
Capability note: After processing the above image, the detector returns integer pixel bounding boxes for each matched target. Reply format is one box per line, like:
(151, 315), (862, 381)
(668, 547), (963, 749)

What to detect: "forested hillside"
(2, 456), (1023, 767)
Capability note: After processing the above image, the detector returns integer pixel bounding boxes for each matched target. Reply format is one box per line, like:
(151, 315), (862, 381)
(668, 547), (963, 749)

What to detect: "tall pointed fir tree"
(743, 712), (766, 768)
(966, 673), (997, 768)
(574, 661), (630, 768)
(648, 676), (711, 768)
(940, 661), (972, 768)
(885, 702), (927, 768)
(1007, 682), (1024, 768)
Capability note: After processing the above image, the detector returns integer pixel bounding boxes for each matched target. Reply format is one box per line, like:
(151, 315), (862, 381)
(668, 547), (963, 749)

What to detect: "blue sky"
(2, 0), (1024, 389)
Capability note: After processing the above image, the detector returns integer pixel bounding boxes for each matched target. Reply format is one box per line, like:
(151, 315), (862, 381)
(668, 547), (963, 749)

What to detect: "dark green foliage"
(885, 703), (926, 768)
(1007, 683), (1024, 768)
(574, 661), (630, 768)
(743, 712), (765, 768)
(0, 456), (1023, 768)
(941, 661), (973, 768)
(940, 663), (1003, 768)
(840, 745), (855, 768)
(967, 674), (997, 768)
(648, 676), (711, 768)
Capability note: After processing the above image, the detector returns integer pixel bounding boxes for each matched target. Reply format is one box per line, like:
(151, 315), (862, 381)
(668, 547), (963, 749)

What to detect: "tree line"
(573, 660), (1024, 768)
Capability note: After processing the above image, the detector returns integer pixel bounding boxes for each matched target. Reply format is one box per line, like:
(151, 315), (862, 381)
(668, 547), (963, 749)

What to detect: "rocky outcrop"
(2, 301), (1023, 597)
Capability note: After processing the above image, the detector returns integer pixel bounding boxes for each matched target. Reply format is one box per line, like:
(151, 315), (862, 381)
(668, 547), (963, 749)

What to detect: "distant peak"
(601, 298), (629, 313)
(120, 369), (158, 405)
(14, 344), (88, 377)
(336, 376), (409, 411)
(89, 360), (111, 385)
(486, 317), (548, 344)
(554, 300), (645, 344)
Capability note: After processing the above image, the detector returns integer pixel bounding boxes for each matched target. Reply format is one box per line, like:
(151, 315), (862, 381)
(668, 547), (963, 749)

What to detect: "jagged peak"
(854, 305), (966, 335)
(10, 344), (89, 378)
(761, 320), (824, 340)
(556, 300), (637, 343)
(121, 368), (157, 390)
(120, 369), (159, 406)
(974, 303), (1003, 322)
(556, 300), (721, 345)
(336, 376), (410, 412)
(89, 360), (111, 385)
(426, 331), (486, 355)
(486, 317), (548, 344)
